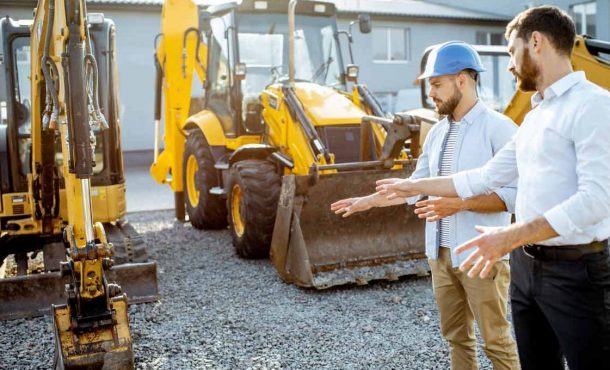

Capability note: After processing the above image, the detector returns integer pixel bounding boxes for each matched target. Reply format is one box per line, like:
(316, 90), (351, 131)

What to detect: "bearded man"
(331, 41), (519, 370)
(374, 7), (610, 370)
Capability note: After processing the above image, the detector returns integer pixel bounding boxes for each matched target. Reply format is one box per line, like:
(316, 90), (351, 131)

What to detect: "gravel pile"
(0, 210), (496, 369)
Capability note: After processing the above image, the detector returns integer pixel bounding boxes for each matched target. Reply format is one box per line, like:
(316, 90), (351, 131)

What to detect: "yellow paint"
(293, 82), (365, 125)
(185, 154), (200, 207)
(151, 0), (207, 192)
(231, 184), (244, 237)
(186, 110), (226, 146)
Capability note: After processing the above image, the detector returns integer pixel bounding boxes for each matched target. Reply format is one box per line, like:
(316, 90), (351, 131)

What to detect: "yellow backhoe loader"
(152, 0), (428, 289)
(0, 0), (159, 368)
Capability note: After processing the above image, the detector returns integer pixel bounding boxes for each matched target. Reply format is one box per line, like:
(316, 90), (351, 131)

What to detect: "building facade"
(0, 0), (603, 153)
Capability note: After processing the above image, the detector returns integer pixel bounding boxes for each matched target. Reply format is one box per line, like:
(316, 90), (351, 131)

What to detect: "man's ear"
(530, 31), (543, 53)
(456, 72), (467, 89)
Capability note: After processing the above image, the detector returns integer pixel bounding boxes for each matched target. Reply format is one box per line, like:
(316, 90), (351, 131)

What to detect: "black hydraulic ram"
(63, 0), (92, 178)
(357, 84), (387, 118)
(282, 85), (332, 163)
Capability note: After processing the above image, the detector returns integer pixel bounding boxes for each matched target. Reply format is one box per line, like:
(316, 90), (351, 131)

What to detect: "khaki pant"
(429, 247), (519, 370)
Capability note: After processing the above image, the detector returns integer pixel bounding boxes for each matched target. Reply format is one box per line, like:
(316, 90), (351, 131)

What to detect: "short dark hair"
(505, 5), (576, 56)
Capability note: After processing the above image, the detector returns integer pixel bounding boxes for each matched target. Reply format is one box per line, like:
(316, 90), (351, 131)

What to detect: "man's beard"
(434, 84), (462, 116)
(513, 48), (540, 92)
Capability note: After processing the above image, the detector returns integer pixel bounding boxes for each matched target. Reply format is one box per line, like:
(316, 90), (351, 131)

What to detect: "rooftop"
(3, 0), (510, 21)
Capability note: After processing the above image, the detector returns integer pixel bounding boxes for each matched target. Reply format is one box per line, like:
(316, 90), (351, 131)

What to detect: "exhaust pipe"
(153, 54), (163, 164)
(288, 0), (297, 84)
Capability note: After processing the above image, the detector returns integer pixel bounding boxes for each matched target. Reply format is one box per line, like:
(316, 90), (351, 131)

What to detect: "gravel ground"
(0, 210), (499, 370)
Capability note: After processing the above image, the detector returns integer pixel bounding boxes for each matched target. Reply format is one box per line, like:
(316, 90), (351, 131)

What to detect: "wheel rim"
(186, 154), (200, 207)
(231, 184), (245, 237)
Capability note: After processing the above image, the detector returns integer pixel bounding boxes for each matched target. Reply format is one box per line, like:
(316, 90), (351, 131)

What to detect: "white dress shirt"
(453, 71), (610, 246)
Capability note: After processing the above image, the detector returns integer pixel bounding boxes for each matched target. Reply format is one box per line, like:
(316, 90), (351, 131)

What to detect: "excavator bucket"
(0, 262), (158, 320)
(53, 294), (134, 370)
(270, 164), (427, 289)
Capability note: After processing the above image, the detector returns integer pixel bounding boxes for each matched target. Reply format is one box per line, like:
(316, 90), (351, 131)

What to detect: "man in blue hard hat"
(331, 41), (519, 370)
(374, 6), (610, 370)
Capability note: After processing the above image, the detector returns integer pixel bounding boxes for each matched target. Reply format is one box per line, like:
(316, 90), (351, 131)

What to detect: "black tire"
(227, 159), (281, 259)
(183, 130), (227, 229)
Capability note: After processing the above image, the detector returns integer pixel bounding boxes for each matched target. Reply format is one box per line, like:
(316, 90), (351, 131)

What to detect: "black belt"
(522, 240), (608, 261)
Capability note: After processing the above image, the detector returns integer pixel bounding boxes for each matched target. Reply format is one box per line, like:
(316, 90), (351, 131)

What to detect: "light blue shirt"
(453, 71), (610, 246)
(409, 100), (518, 267)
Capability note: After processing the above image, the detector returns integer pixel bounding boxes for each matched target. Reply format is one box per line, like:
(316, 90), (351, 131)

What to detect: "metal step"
(209, 186), (226, 196)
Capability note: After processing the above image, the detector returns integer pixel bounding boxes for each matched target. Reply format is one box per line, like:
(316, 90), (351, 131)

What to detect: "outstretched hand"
(375, 178), (420, 199)
(330, 197), (373, 217)
(414, 197), (463, 222)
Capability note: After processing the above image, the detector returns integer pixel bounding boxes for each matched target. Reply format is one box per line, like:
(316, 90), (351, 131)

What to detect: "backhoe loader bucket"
(270, 165), (427, 289)
(0, 262), (158, 320)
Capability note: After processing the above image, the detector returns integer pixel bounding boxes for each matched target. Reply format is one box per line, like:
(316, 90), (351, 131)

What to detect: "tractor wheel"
(183, 130), (227, 229)
(228, 159), (281, 259)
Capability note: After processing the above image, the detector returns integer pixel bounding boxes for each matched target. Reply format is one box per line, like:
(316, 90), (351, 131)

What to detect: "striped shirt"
(438, 121), (461, 247)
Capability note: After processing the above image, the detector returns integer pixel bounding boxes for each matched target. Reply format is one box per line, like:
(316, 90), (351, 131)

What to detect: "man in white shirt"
(376, 6), (610, 370)
(332, 42), (519, 370)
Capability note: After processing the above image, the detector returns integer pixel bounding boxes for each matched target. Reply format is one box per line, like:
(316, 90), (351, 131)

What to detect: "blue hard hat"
(418, 41), (486, 79)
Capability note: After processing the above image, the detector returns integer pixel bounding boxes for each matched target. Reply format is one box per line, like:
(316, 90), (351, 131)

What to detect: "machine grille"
(12, 204), (25, 215)
(317, 125), (363, 164)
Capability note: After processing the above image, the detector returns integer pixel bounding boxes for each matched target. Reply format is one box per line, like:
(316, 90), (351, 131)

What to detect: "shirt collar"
(458, 99), (485, 125)
(531, 71), (586, 108)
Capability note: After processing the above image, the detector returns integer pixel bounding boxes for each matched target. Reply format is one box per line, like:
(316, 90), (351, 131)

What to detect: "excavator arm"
(29, 0), (134, 368)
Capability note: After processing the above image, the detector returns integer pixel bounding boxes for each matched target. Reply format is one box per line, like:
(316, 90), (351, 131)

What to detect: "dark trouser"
(510, 246), (610, 370)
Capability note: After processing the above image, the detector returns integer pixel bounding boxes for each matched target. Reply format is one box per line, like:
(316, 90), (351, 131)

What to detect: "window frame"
(475, 31), (506, 46)
(372, 27), (410, 64)
(570, 1), (597, 37)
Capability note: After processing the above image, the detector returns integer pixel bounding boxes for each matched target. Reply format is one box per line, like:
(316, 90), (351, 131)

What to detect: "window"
(476, 31), (505, 45)
(374, 92), (396, 113)
(570, 1), (596, 37)
(372, 27), (410, 62)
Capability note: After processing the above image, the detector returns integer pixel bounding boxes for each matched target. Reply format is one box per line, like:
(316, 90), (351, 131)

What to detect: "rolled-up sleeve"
(543, 98), (610, 237)
(493, 186), (517, 213)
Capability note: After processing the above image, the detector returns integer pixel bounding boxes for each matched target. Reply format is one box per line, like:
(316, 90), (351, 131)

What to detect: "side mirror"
(198, 11), (212, 32)
(358, 14), (371, 34)
(235, 63), (247, 81)
(345, 64), (359, 82)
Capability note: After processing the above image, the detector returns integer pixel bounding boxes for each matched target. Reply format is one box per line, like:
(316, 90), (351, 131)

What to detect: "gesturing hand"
(414, 197), (464, 222)
(375, 178), (419, 199)
(330, 197), (373, 217)
(454, 225), (517, 278)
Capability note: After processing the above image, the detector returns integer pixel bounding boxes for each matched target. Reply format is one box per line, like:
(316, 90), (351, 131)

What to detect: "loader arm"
(151, 0), (209, 208)
(29, 0), (134, 368)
